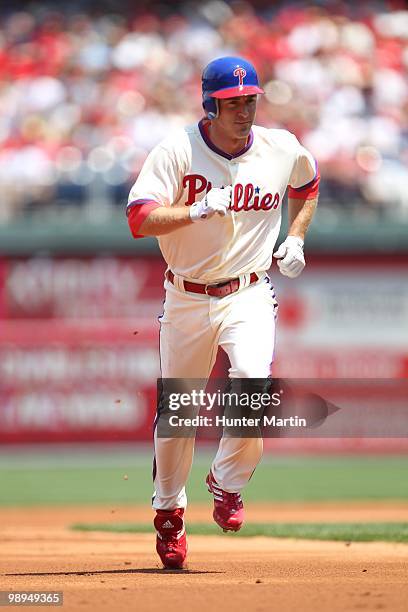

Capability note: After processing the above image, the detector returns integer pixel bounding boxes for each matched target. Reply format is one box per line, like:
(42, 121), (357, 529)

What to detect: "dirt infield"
(1, 503), (407, 612)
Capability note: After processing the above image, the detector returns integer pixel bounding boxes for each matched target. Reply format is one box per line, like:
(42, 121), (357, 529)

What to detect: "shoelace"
(166, 539), (178, 551)
(162, 530), (183, 550)
(221, 491), (243, 511)
(211, 484), (243, 510)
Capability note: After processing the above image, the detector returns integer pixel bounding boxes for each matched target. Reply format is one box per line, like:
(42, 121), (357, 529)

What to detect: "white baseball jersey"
(128, 120), (317, 283)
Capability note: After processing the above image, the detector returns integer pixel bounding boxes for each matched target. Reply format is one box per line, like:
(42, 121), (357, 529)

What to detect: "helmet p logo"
(233, 67), (247, 89)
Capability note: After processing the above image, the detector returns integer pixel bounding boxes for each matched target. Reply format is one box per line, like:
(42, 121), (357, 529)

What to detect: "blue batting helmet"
(202, 56), (264, 119)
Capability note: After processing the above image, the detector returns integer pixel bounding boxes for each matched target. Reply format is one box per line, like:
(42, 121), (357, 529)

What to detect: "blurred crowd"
(0, 0), (407, 225)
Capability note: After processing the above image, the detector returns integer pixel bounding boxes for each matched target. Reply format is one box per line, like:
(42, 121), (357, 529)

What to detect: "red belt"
(166, 270), (259, 298)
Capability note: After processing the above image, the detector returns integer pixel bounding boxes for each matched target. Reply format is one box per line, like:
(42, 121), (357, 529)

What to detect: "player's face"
(216, 95), (257, 140)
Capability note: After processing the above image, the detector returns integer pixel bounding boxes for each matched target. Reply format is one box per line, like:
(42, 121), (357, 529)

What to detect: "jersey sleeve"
(288, 139), (320, 200)
(127, 143), (182, 211)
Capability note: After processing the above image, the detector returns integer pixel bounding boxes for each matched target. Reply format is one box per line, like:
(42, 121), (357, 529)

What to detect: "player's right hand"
(189, 186), (232, 222)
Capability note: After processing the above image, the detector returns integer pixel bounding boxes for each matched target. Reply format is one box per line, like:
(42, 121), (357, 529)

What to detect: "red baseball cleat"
(206, 471), (244, 532)
(154, 508), (187, 569)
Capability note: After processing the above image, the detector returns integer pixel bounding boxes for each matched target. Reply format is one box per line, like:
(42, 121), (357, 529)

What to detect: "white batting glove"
(273, 236), (305, 278)
(189, 186), (232, 222)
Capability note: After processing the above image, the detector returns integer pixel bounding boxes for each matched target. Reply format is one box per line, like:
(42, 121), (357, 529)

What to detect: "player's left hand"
(273, 236), (305, 278)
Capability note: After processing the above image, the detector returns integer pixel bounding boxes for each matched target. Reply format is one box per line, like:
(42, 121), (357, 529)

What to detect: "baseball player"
(126, 56), (319, 569)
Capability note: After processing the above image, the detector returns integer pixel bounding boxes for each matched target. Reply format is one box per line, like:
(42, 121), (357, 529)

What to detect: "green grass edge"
(71, 522), (408, 543)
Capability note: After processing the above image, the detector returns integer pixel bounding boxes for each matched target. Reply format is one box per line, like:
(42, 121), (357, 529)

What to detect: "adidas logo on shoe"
(162, 520), (174, 528)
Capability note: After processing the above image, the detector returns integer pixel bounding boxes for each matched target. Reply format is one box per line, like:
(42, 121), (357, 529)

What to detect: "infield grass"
(71, 521), (408, 543)
(0, 453), (407, 506)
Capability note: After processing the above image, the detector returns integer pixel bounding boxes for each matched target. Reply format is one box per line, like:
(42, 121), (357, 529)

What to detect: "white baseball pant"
(152, 271), (277, 510)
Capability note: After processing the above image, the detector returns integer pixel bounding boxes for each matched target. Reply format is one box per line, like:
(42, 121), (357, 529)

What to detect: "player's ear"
(203, 98), (219, 120)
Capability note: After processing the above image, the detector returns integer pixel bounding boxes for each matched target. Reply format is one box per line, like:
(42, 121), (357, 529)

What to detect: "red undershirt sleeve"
(287, 170), (320, 200)
(127, 200), (161, 238)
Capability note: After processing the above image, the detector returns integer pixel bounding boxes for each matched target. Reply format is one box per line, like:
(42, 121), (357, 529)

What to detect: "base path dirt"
(1, 501), (408, 527)
(0, 503), (407, 612)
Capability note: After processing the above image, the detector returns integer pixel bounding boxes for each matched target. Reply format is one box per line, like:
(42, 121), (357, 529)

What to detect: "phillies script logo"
(183, 174), (280, 211)
(234, 67), (246, 87)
